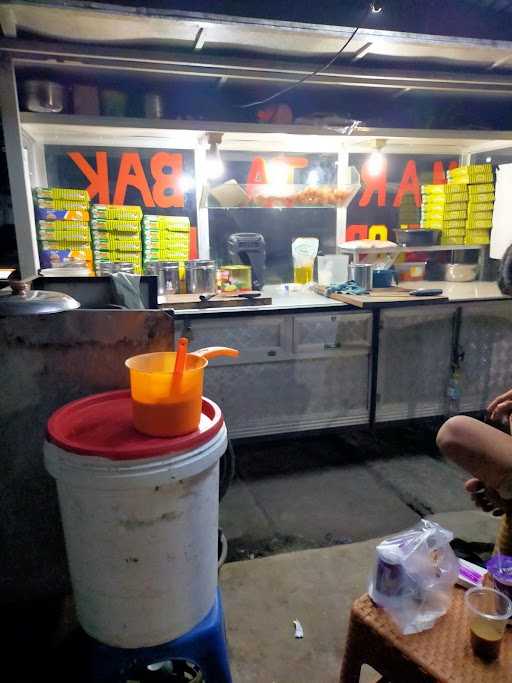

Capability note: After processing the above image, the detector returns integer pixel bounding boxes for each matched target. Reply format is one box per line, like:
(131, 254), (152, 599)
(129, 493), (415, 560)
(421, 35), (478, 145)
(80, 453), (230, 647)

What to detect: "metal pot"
(23, 80), (64, 113)
(348, 263), (373, 290)
(185, 260), (216, 294)
(145, 261), (180, 295)
(0, 279), (79, 315)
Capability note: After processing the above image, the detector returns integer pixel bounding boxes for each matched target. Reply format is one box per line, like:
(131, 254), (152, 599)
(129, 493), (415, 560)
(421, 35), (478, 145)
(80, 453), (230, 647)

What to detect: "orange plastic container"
(125, 346), (239, 437)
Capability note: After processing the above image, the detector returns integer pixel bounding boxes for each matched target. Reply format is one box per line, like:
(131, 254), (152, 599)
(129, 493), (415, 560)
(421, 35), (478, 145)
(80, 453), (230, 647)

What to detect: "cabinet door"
(293, 312), (372, 357)
(376, 305), (456, 422)
(459, 301), (512, 412)
(205, 353), (370, 438)
(201, 311), (371, 438)
(174, 314), (292, 365)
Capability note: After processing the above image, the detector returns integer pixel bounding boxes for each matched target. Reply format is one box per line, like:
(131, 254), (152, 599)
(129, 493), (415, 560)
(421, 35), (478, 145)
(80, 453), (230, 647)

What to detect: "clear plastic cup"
(465, 586), (512, 661)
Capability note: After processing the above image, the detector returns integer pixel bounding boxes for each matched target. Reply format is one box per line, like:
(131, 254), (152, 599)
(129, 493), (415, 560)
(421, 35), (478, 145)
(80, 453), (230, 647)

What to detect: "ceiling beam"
(193, 28), (206, 51)
(4, 38), (512, 98)
(488, 55), (512, 70)
(351, 42), (373, 62)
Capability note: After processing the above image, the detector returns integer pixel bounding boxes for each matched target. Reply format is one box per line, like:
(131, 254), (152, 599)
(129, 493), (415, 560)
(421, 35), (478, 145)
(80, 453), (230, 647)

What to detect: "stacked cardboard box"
(447, 165), (494, 246)
(34, 187), (93, 273)
(420, 183), (469, 245)
(91, 205), (144, 274)
(142, 215), (190, 271)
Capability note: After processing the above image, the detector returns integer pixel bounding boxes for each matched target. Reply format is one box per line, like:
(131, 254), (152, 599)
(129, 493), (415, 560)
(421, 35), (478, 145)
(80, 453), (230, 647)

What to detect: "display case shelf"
(201, 168), (360, 210)
(339, 245), (486, 254)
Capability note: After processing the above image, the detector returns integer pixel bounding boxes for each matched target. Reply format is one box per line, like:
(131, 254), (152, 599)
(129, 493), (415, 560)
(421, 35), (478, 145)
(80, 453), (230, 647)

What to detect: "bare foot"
(465, 478), (509, 516)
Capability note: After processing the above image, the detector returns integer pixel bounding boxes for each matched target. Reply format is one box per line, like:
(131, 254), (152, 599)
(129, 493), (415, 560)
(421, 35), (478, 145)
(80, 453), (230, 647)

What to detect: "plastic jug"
(125, 346), (239, 437)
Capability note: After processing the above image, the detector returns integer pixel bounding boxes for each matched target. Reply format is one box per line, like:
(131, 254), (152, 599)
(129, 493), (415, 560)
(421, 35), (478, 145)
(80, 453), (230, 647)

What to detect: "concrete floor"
(220, 511), (500, 683)
(218, 421), (499, 682)
(221, 422), (472, 561)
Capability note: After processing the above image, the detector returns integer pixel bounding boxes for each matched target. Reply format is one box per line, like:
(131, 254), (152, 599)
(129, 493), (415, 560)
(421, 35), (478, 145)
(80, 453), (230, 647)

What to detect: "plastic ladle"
(173, 337), (189, 374)
(170, 336), (188, 392)
(192, 347), (240, 361)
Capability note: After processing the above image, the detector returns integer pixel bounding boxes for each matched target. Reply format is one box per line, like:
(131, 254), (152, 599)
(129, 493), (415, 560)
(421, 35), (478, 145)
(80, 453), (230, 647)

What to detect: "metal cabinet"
(293, 312), (372, 356)
(174, 314), (292, 365)
(376, 305), (457, 422)
(174, 311), (372, 438)
(459, 301), (512, 413)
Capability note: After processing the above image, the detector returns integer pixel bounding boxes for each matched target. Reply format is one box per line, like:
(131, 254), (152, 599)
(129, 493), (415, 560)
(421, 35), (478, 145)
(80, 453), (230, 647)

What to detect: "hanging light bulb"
(366, 139), (386, 177)
(306, 169), (320, 186)
(267, 160), (290, 193)
(179, 173), (196, 193)
(206, 134), (224, 180)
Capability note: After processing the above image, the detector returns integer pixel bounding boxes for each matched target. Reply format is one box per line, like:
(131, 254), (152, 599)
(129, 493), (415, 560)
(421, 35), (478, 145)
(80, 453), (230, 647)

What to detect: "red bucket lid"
(46, 390), (224, 460)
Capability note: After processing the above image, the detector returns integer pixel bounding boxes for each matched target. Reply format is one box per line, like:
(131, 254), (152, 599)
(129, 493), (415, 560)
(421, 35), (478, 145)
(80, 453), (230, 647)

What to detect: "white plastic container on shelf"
(394, 261), (427, 283)
(317, 255), (349, 286)
(44, 390), (227, 649)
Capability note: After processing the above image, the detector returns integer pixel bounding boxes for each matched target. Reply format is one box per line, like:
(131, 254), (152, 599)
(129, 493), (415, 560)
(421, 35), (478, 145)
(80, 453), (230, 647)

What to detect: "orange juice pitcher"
(125, 342), (239, 437)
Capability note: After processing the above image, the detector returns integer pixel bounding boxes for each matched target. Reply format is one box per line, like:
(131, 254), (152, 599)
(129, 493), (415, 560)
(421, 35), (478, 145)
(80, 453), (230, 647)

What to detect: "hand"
(488, 389), (512, 426)
(465, 478), (512, 516)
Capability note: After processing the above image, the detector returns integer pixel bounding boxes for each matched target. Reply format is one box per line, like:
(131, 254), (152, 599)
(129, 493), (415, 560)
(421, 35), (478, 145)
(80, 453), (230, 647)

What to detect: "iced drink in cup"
(465, 586), (512, 661)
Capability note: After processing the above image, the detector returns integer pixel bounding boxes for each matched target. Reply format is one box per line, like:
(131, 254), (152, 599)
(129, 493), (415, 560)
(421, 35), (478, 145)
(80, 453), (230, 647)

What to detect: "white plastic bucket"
(44, 423), (227, 648)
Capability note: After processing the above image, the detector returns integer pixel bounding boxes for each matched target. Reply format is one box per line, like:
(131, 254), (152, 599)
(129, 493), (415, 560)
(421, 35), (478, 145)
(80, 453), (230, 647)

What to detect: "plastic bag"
(368, 519), (458, 635)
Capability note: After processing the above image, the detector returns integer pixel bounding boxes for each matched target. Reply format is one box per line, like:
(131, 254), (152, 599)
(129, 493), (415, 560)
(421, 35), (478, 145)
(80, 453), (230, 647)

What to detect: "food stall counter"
(406, 280), (505, 303)
(168, 281), (506, 317)
(164, 283), (349, 317)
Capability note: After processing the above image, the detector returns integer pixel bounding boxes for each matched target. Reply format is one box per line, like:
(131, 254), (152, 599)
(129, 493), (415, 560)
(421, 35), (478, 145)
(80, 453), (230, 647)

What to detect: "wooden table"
(341, 589), (512, 682)
(312, 284), (448, 309)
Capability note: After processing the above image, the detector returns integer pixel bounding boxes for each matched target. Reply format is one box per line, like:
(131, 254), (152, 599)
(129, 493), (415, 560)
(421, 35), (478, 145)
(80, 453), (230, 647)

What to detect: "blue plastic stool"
(85, 590), (232, 683)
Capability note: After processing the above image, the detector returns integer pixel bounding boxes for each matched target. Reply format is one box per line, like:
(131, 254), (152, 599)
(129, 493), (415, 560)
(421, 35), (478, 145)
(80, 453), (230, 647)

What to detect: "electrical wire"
(237, 2), (373, 109)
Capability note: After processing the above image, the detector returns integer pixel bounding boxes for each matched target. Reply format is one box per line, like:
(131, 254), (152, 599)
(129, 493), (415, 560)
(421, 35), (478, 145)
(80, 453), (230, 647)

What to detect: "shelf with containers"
(2, 45), (512, 442)
(3, 54), (512, 291)
(339, 245), (489, 283)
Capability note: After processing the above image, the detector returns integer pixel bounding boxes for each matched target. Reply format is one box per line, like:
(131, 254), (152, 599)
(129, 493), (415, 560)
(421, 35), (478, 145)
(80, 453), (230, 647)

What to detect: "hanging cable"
(237, 2), (377, 109)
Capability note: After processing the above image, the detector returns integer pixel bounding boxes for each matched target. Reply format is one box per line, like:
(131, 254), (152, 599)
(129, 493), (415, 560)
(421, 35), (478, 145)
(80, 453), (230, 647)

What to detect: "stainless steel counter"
(171, 281), (507, 317)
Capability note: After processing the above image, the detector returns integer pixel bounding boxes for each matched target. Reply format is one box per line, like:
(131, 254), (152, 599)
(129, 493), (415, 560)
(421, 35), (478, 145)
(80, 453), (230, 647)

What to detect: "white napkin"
(491, 163), (512, 260)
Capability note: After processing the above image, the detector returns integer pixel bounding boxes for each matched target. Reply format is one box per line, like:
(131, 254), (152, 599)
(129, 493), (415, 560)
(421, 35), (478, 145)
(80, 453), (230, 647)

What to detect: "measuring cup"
(125, 347), (239, 437)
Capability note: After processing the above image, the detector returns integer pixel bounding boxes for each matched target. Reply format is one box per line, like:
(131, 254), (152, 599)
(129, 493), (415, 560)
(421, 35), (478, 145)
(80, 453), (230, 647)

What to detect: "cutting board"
(159, 292), (272, 310)
(313, 285), (448, 309)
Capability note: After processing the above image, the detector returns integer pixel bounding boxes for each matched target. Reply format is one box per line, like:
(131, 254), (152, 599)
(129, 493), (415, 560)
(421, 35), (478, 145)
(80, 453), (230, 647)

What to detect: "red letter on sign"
(431, 160), (458, 185)
(393, 160), (420, 208)
(247, 157), (268, 185)
(151, 152), (184, 208)
(68, 151), (110, 203)
(113, 152), (155, 207)
(432, 161), (447, 185)
(359, 160), (387, 207)
(282, 156), (308, 183)
(346, 225), (369, 241)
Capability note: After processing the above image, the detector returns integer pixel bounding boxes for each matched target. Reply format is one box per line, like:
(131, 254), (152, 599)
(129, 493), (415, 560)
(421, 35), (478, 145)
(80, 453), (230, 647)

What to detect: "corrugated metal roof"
(2, 0), (512, 100)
